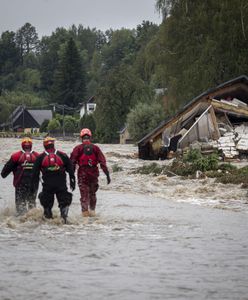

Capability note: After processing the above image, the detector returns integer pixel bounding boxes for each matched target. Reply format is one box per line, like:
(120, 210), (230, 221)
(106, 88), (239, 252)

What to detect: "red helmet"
(43, 136), (55, 148)
(21, 137), (32, 150)
(80, 128), (92, 138)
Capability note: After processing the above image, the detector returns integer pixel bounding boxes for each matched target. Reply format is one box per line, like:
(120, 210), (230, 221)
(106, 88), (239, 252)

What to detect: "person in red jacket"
(31, 137), (75, 223)
(1, 137), (39, 215)
(70, 128), (111, 217)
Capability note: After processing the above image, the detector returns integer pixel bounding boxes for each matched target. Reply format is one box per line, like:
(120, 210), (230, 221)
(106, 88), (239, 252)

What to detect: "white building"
(79, 96), (96, 118)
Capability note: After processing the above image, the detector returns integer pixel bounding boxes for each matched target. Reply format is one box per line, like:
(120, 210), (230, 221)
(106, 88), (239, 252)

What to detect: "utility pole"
(22, 104), (25, 132)
(62, 105), (65, 139)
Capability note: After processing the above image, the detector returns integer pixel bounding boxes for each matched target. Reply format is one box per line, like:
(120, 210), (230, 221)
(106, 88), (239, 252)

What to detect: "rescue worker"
(31, 137), (75, 223)
(70, 128), (111, 217)
(1, 137), (39, 215)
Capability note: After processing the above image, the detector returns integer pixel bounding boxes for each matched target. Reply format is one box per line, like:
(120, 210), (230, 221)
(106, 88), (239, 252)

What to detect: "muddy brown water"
(0, 139), (248, 299)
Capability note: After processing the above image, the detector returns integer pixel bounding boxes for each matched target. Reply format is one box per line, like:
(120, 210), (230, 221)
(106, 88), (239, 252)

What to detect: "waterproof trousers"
(39, 180), (72, 212)
(15, 178), (37, 215)
(78, 171), (99, 212)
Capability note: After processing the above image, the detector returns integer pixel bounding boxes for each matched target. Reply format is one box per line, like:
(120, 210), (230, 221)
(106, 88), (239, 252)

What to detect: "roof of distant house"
(28, 110), (52, 126)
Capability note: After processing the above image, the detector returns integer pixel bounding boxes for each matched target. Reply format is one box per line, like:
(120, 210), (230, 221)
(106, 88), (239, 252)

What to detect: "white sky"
(0, 0), (162, 37)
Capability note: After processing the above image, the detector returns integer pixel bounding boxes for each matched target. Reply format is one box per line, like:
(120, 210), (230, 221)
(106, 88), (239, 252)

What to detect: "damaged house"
(138, 75), (248, 160)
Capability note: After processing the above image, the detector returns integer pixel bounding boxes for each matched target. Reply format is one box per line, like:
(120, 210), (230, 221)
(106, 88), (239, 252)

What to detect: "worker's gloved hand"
(70, 176), (76, 191)
(106, 172), (111, 184)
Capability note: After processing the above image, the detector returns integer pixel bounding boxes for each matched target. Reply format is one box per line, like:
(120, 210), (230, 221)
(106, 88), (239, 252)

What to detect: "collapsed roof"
(138, 75), (248, 160)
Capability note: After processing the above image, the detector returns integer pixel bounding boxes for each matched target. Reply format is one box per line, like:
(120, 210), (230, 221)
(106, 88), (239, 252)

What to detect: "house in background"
(138, 75), (248, 160)
(119, 125), (133, 144)
(2, 106), (52, 133)
(79, 96), (96, 118)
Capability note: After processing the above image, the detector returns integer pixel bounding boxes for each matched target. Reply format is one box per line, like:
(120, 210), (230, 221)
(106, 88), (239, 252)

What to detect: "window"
(87, 103), (96, 112)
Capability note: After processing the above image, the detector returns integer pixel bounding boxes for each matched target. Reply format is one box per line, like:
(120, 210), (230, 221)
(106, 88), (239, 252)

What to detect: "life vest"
(41, 150), (64, 172)
(18, 150), (36, 171)
(79, 143), (97, 167)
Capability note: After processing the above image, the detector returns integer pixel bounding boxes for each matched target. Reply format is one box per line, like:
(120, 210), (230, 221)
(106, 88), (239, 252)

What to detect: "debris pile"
(215, 124), (248, 159)
(217, 132), (239, 159)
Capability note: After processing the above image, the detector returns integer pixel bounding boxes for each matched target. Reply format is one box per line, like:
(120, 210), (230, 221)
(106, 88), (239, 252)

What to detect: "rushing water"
(0, 139), (248, 299)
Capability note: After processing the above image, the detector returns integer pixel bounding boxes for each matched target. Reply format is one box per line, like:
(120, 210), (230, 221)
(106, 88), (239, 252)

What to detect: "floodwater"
(0, 138), (248, 300)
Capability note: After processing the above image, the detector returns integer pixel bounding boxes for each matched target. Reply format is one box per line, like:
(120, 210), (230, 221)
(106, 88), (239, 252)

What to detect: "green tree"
(101, 29), (136, 70)
(52, 37), (86, 107)
(127, 102), (165, 142)
(39, 28), (70, 93)
(0, 31), (20, 76)
(16, 23), (39, 61)
(155, 0), (173, 20)
(47, 118), (61, 133)
(19, 68), (41, 91)
(79, 114), (96, 134)
(0, 73), (16, 91)
(76, 25), (106, 58)
(39, 119), (49, 133)
(64, 115), (78, 133)
(135, 21), (159, 51)
(86, 50), (103, 96)
(94, 65), (146, 142)
(153, 0), (248, 107)
(0, 90), (46, 124)
(0, 101), (12, 124)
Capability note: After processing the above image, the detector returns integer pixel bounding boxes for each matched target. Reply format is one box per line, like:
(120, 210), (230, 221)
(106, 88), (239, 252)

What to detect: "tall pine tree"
(52, 37), (86, 107)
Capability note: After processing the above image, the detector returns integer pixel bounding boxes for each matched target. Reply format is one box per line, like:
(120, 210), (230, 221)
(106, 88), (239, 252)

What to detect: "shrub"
(183, 149), (219, 172)
(47, 119), (61, 133)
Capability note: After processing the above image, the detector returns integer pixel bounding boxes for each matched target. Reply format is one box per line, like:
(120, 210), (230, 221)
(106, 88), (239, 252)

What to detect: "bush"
(183, 149), (219, 172)
(39, 119), (49, 133)
(183, 149), (202, 162)
(64, 115), (78, 133)
(47, 119), (61, 133)
(127, 102), (165, 142)
(216, 171), (248, 185)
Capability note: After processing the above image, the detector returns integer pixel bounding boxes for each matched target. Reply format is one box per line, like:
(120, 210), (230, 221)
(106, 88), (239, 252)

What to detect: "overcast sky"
(0, 0), (162, 37)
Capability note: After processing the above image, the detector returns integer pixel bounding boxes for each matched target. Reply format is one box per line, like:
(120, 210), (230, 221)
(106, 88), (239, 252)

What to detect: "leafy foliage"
(0, 90), (46, 123)
(127, 101), (165, 142)
(169, 149), (219, 176)
(0, 31), (20, 76)
(94, 65), (147, 142)
(47, 118), (61, 133)
(64, 115), (78, 132)
(154, 0), (248, 107)
(52, 37), (86, 107)
(79, 114), (96, 134)
(15, 23), (39, 62)
(1, 3), (248, 141)
(183, 149), (202, 163)
(183, 149), (219, 172)
(39, 119), (49, 133)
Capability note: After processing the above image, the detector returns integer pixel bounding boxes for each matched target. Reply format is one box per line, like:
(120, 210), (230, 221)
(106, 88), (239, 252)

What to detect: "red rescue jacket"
(1, 150), (39, 187)
(79, 143), (98, 167)
(70, 141), (109, 178)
